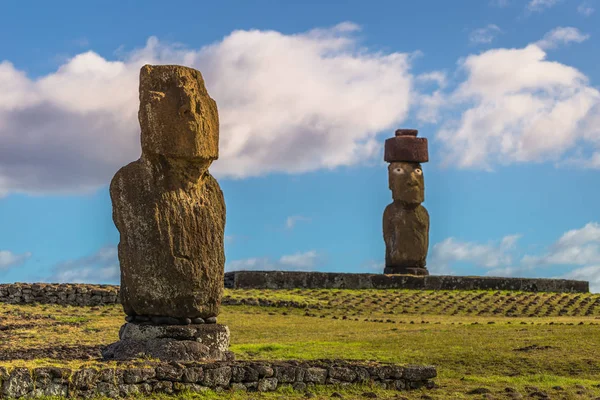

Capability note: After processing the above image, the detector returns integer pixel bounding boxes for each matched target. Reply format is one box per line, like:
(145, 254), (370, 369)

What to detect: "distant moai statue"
(103, 64), (231, 361)
(382, 129), (430, 276)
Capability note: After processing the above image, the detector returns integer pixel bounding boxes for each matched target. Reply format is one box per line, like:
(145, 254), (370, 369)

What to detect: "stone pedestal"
(383, 266), (429, 276)
(102, 323), (232, 362)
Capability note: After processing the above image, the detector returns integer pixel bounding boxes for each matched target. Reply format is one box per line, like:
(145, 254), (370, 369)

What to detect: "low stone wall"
(225, 271), (590, 293)
(0, 272), (589, 308)
(0, 283), (119, 306)
(0, 360), (436, 398)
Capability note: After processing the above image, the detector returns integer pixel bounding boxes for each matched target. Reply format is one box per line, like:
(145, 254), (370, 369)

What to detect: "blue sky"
(1, 0), (599, 290)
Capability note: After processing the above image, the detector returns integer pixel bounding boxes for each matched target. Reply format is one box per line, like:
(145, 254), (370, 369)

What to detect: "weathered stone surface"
(305, 367), (328, 384)
(384, 130), (428, 163)
(155, 364), (184, 381)
(123, 368), (156, 384)
(383, 129), (430, 276)
(202, 367), (232, 387)
(182, 367), (204, 383)
(275, 366), (297, 383)
(119, 323), (230, 351)
(224, 271), (590, 293)
(138, 64), (219, 162)
(403, 365), (437, 381)
(383, 202), (429, 272)
(329, 367), (357, 382)
(110, 64), (225, 319)
(72, 368), (98, 390)
(387, 162), (424, 204)
(2, 368), (33, 398)
(258, 377), (278, 392)
(0, 283), (118, 306)
(101, 338), (228, 362)
(0, 361), (437, 397)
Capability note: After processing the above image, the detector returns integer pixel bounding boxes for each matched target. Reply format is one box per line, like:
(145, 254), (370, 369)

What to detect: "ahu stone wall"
(224, 271), (590, 293)
(0, 271), (590, 308)
(0, 360), (437, 398)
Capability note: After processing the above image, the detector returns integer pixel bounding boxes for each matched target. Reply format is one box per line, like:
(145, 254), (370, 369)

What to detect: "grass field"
(1, 288), (600, 399)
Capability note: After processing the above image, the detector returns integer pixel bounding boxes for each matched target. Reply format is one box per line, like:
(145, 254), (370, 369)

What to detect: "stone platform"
(102, 323), (232, 362)
(225, 271), (589, 293)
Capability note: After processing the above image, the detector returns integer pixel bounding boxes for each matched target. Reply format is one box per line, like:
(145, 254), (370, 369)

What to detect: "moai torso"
(382, 129), (430, 275)
(383, 201), (429, 269)
(110, 65), (225, 319)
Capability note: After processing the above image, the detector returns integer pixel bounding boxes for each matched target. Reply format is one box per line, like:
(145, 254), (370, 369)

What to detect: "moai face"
(139, 65), (219, 163)
(388, 161), (424, 204)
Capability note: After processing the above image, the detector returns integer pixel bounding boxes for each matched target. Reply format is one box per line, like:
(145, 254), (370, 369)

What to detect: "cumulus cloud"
(435, 27), (600, 170)
(226, 250), (321, 272)
(285, 215), (311, 229)
(577, 2), (595, 16)
(47, 246), (119, 284)
(522, 222), (600, 266)
(429, 234), (521, 274)
(0, 22), (415, 196)
(564, 265), (600, 292)
(476, 222), (600, 292)
(469, 24), (502, 45)
(414, 71), (447, 124)
(0, 250), (32, 270)
(536, 27), (590, 49)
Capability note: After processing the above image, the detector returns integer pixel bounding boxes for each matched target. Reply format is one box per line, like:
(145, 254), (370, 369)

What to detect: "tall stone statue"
(383, 129), (430, 276)
(103, 65), (230, 361)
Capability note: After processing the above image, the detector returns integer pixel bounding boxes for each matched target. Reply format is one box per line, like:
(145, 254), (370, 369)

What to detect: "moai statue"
(382, 129), (430, 276)
(102, 65), (231, 361)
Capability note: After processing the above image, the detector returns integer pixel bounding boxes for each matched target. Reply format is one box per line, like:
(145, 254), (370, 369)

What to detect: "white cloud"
(0, 23), (416, 196)
(226, 250), (321, 272)
(279, 250), (318, 268)
(0, 250), (32, 270)
(522, 222), (600, 266)
(430, 234), (521, 273)
(577, 1), (595, 15)
(564, 265), (600, 292)
(536, 27), (590, 49)
(527, 0), (562, 12)
(285, 215), (311, 229)
(469, 24), (502, 45)
(435, 28), (600, 170)
(48, 246), (119, 284)
(414, 71), (447, 124)
(476, 222), (600, 292)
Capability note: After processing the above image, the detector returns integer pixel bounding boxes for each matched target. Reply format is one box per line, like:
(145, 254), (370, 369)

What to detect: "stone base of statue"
(101, 323), (233, 362)
(384, 266), (429, 276)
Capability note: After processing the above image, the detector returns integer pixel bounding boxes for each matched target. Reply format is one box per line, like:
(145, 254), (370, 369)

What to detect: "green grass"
(2, 288), (600, 399)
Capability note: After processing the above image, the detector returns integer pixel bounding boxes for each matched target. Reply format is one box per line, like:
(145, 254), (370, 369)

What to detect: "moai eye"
(415, 168), (422, 175)
(393, 167), (404, 174)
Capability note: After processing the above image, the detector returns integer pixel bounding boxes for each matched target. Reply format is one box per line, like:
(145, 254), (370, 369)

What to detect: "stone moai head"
(138, 64), (219, 163)
(388, 162), (424, 204)
(384, 129), (429, 204)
